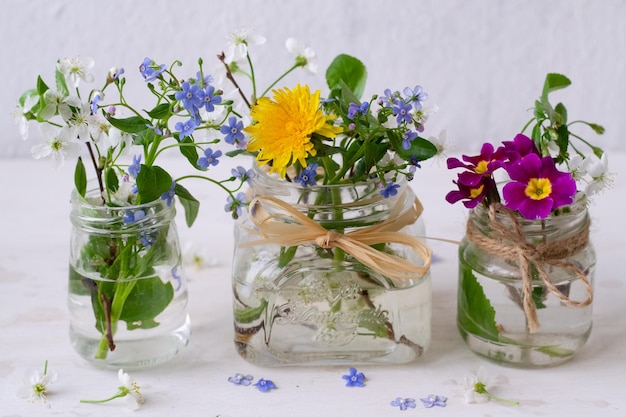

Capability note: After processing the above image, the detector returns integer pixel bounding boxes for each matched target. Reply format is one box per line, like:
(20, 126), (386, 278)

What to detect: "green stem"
(484, 390), (520, 406)
(80, 390), (125, 404)
(259, 63), (301, 99)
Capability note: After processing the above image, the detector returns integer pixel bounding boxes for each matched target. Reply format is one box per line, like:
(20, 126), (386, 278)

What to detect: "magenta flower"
(502, 134), (539, 165)
(503, 153), (576, 219)
(447, 143), (506, 187)
(446, 176), (496, 208)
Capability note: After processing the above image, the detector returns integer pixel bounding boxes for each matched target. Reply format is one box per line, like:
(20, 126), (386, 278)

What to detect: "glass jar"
(68, 189), (190, 369)
(231, 166), (432, 366)
(458, 200), (595, 367)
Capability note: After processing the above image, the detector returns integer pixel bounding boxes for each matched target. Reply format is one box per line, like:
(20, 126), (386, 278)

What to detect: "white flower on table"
(11, 94), (39, 140)
(81, 368), (145, 411)
(17, 360), (57, 405)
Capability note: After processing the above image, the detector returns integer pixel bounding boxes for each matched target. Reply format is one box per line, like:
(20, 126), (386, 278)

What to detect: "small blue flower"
(220, 116), (245, 145)
(175, 118), (197, 139)
(146, 123), (164, 136)
(175, 81), (205, 113)
(403, 85), (428, 109)
(225, 192), (247, 219)
(402, 130), (418, 150)
(195, 71), (214, 87)
(342, 367), (365, 387)
(198, 148), (223, 169)
(381, 88), (401, 107)
(380, 182), (400, 198)
(139, 57), (166, 82)
(90, 93), (101, 115)
(228, 373), (253, 386)
(140, 232), (155, 248)
(295, 164), (318, 188)
(409, 155), (421, 168)
(231, 166), (255, 186)
(347, 101), (369, 119)
(393, 100), (413, 124)
(128, 155), (142, 178)
(123, 209), (146, 225)
(202, 85), (222, 112)
(420, 394), (447, 408)
(390, 397), (416, 411)
(171, 267), (182, 291)
(160, 182), (176, 207)
(253, 378), (276, 392)
(111, 67), (125, 81)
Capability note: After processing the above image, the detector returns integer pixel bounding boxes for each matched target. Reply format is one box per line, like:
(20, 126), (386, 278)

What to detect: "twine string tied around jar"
(240, 193), (433, 284)
(466, 203), (593, 333)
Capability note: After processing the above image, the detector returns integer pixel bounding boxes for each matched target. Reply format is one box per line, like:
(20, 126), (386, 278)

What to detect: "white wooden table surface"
(1, 152), (624, 416)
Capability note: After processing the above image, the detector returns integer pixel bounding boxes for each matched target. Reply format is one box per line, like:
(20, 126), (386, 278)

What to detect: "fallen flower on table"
(342, 367), (366, 387)
(253, 378), (277, 392)
(17, 360), (57, 405)
(460, 367), (519, 405)
(420, 394), (447, 408)
(228, 373), (254, 386)
(80, 369), (144, 410)
(390, 397), (416, 411)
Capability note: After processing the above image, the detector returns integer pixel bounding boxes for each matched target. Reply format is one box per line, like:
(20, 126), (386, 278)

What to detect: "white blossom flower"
(108, 127), (133, 151)
(57, 56), (95, 88)
(182, 241), (218, 270)
(413, 104), (439, 126)
(31, 125), (81, 168)
(40, 89), (81, 120)
(224, 28), (266, 64)
(581, 153), (613, 196)
(88, 114), (113, 147)
(81, 369), (144, 411)
(11, 94), (39, 140)
(17, 361), (57, 405)
(459, 367), (519, 405)
(285, 38), (318, 75)
(428, 129), (454, 163)
(60, 102), (91, 141)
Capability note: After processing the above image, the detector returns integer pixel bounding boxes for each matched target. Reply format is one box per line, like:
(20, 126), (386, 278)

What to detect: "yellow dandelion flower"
(245, 84), (342, 177)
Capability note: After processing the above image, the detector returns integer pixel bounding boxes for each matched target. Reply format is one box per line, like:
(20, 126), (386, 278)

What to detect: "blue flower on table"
(253, 378), (276, 392)
(342, 367), (365, 387)
(390, 397), (416, 411)
(420, 394), (447, 408)
(228, 373), (253, 386)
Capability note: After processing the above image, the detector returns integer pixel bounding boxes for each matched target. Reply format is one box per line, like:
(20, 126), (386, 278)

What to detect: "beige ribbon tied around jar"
(240, 193), (433, 284)
(466, 203), (593, 333)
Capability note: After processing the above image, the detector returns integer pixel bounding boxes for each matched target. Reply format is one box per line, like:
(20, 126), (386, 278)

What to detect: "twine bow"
(240, 194), (432, 284)
(466, 203), (593, 333)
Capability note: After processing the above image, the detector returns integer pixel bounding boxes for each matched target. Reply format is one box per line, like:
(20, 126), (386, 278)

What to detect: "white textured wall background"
(2, 0), (624, 158)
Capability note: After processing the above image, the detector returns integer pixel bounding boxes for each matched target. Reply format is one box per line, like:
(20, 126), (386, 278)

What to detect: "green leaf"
(541, 73), (571, 101)
(109, 116), (149, 133)
(554, 102), (568, 125)
(175, 183), (200, 227)
(55, 69), (69, 96)
(36, 76), (50, 96)
(74, 157), (87, 197)
(146, 103), (171, 119)
(105, 167), (119, 193)
(457, 264), (500, 342)
(388, 130), (437, 162)
(136, 165), (172, 203)
(234, 299), (268, 323)
(326, 54), (368, 100)
(120, 277), (174, 330)
(535, 345), (575, 358)
(532, 286), (547, 309)
(278, 246), (298, 268)
(178, 137), (200, 169)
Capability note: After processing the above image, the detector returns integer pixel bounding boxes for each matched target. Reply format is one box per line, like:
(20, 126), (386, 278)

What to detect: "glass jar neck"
(250, 164), (414, 229)
(469, 199), (590, 243)
(70, 188), (175, 234)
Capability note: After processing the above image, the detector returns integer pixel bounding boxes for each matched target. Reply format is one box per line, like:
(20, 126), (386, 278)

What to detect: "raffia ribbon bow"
(466, 203), (593, 333)
(240, 194), (432, 284)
